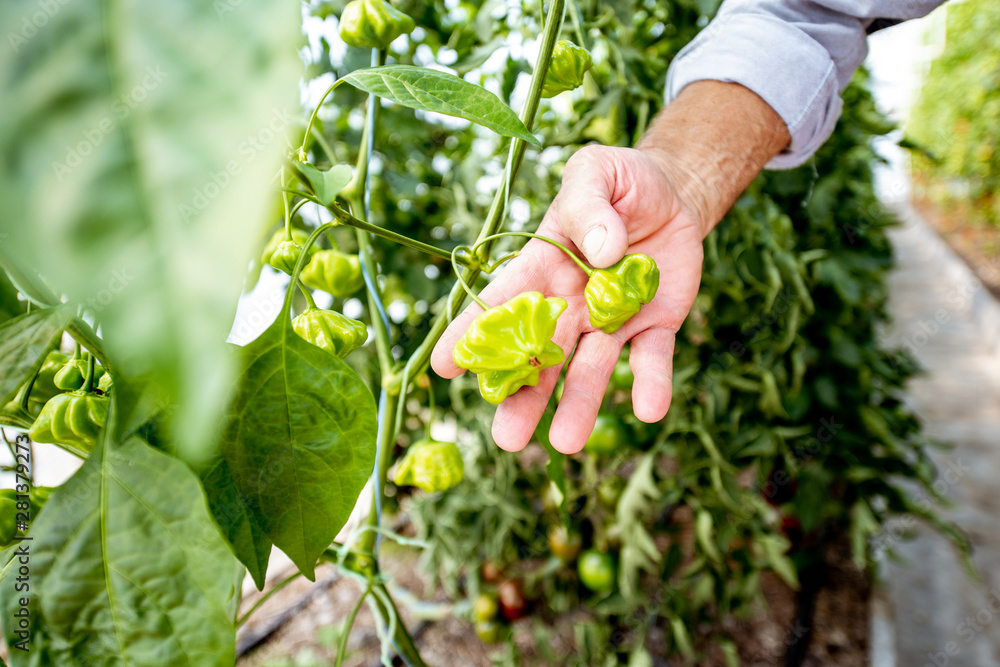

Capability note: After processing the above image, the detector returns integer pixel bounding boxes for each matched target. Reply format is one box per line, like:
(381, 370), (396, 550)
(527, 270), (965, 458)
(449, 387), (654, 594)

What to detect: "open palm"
(431, 146), (706, 454)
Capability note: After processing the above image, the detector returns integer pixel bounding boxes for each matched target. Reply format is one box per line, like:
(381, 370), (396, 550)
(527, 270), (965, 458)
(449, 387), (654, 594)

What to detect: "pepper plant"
(0, 1), (969, 666)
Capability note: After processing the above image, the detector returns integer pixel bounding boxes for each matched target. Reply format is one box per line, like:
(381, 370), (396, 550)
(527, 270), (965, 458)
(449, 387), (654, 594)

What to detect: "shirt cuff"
(665, 12), (842, 170)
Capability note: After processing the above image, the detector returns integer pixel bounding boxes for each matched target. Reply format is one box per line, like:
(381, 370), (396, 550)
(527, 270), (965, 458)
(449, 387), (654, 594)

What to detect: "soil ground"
(236, 536), (869, 667)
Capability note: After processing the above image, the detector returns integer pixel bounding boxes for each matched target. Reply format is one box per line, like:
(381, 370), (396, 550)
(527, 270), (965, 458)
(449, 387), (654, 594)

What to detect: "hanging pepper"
(453, 291), (567, 404)
(339, 0), (416, 50)
(261, 228), (317, 275)
(292, 308), (368, 358)
(585, 254), (660, 334)
(300, 249), (365, 297)
(394, 439), (464, 493)
(542, 40), (593, 98)
(53, 357), (87, 391)
(28, 390), (109, 455)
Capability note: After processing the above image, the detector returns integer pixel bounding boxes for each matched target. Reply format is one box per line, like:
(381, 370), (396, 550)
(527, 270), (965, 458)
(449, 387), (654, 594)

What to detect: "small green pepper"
(32, 351), (69, 402)
(339, 0), (416, 50)
(394, 439), (464, 493)
(300, 249), (365, 297)
(28, 390), (109, 454)
(542, 40), (593, 98)
(97, 372), (113, 395)
(53, 358), (87, 391)
(453, 291), (567, 404)
(292, 308), (368, 358)
(585, 254), (660, 334)
(261, 229), (317, 275)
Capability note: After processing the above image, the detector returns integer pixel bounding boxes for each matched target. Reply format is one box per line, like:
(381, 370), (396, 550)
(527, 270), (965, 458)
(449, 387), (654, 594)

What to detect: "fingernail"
(582, 226), (606, 259)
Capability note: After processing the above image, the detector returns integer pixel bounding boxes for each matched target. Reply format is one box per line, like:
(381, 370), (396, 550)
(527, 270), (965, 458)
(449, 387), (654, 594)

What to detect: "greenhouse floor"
(877, 198), (1000, 667)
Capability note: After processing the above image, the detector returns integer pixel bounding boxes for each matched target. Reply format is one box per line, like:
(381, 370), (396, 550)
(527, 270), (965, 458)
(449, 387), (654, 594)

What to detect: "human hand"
(431, 144), (706, 454)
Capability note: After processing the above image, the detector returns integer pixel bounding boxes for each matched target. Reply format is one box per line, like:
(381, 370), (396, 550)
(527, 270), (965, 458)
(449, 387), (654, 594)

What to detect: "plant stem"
(297, 281), (317, 310)
(334, 583), (371, 667)
(236, 571), (303, 627)
(371, 582), (427, 667)
(474, 231), (593, 276)
(281, 168), (292, 241)
(348, 49), (394, 377)
(280, 224), (335, 316)
(327, 202), (470, 266)
(450, 247), (489, 310)
(359, 390), (398, 555)
(388, 0), (567, 395)
(83, 352), (96, 393)
(425, 378), (434, 442)
(300, 80), (346, 160)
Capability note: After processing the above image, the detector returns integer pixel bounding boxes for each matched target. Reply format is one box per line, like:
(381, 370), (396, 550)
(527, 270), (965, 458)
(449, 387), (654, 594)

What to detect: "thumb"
(555, 146), (629, 268)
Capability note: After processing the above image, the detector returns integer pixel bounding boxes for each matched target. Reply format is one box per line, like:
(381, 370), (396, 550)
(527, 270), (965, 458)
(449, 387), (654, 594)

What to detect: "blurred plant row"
(909, 0), (1000, 224)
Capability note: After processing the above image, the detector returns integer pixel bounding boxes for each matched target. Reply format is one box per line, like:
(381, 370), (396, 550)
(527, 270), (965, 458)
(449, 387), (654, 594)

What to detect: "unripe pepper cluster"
(453, 237), (660, 405)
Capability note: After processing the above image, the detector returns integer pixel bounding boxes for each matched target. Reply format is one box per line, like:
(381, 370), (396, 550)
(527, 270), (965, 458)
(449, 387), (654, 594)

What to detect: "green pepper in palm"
(453, 291), (567, 404)
(585, 254), (659, 334)
(300, 249), (365, 297)
(292, 308), (368, 358)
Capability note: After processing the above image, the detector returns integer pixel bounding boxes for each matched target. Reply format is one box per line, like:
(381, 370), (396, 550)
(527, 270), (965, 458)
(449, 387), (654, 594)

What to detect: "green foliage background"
(292, 0), (966, 662)
(0, 0), (969, 664)
(909, 0), (1000, 223)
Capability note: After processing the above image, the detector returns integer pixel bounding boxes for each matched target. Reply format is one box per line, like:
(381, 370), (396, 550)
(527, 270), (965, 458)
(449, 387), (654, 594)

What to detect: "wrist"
(637, 145), (718, 239)
(637, 80), (790, 238)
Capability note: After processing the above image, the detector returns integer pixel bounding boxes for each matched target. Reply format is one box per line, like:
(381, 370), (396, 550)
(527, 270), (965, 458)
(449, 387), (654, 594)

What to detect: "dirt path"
(879, 199), (1000, 667)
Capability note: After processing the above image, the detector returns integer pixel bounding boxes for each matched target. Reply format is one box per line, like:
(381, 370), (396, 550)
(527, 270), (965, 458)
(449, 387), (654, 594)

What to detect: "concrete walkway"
(877, 199), (1000, 667)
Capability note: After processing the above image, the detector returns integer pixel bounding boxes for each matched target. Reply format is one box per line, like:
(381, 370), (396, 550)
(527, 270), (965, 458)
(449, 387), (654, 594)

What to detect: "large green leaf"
(221, 314), (377, 580)
(297, 163), (353, 206)
(0, 419), (239, 666)
(340, 66), (541, 146)
(202, 455), (273, 590)
(0, 307), (72, 405)
(0, 1), (301, 464)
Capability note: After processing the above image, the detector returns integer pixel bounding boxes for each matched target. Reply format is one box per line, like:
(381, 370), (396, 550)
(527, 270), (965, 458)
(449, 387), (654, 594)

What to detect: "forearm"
(637, 80), (789, 238)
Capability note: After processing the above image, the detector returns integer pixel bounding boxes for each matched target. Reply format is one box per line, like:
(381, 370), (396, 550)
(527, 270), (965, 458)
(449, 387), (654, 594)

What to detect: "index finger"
(430, 238), (556, 379)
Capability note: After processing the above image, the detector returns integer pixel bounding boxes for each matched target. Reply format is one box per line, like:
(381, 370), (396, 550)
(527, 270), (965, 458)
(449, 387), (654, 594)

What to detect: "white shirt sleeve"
(664, 0), (945, 169)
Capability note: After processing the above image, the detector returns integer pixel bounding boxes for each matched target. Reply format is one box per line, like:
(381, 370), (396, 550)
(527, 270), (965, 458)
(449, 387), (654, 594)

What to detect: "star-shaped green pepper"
(585, 254), (660, 334)
(453, 291), (567, 404)
(300, 249), (365, 297)
(292, 308), (368, 358)
(394, 439), (465, 493)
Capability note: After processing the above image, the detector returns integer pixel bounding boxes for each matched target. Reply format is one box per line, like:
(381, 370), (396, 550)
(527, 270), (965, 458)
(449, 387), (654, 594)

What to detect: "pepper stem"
(425, 378), (434, 442)
(299, 79), (346, 161)
(83, 352), (96, 393)
(297, 281), (318, 310)
(281, 167), (293, 241)
(474, 232), (594, 277)
(449, 246), (489, 311)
